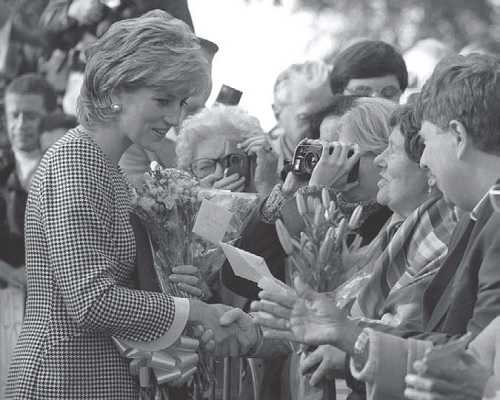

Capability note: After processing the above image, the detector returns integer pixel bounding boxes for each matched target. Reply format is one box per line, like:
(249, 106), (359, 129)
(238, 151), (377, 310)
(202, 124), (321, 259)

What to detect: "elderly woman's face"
(117, 87), (186, 152)
(191, 136), (232, 179)
(336, 127), (381, 203)
(374, 126), (429, 216)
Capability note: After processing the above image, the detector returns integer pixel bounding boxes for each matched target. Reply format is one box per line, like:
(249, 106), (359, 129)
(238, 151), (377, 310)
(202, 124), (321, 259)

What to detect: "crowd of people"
(2, 1), (500, 400)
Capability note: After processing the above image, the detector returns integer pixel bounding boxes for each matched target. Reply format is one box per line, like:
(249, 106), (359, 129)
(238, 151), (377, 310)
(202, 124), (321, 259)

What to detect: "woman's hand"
(200, 172), (246, 192)
(289, 277), (352, 346)
(239, 135), (279, 195)
(169, 265), (210, 299)
(68, 0), (105, 25)
(300, 344), (346, 386)
(250, 277), (299, 342)
(405, 351), (491, 400)
(309, 141), (361, 190)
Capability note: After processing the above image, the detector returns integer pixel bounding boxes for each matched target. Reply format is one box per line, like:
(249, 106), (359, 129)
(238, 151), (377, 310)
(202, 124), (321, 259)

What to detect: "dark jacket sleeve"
(221, 207), (286, 301)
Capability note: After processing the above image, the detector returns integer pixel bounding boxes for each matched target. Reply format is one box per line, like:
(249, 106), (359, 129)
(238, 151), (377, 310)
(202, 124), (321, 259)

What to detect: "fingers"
(213, 173), (246, 191)
(261, 327), (296, 342)
(404, 386), (445, 400)
(300, 349), (323, 375)
(177, 283), (203, 297)
(238, 135), (270, 154)
(219, 308), (245, 326)
(406, 374), (455, 399)
(169, 274), (199, 285)
(252, 309), (289, 330)
(251, 299), (291, 320)
(309, 359), (330, 386)
(293, 276), (316, 301)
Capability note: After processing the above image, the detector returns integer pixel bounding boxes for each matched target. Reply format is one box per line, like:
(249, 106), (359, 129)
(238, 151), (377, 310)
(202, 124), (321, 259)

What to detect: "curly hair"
(176, 105), (263, 170)
(389, 105), (424, 163)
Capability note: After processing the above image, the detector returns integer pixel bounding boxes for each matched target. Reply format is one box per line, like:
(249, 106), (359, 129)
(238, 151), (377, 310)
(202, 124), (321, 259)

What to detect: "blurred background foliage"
(245, 0), (500, 56)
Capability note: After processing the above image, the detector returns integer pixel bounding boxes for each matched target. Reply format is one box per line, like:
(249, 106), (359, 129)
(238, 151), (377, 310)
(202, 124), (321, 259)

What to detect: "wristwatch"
(352, 328), (370, 371)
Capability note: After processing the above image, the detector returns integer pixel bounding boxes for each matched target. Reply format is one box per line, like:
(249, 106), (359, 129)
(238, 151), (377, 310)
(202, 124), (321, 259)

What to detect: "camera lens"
(304, 152), (320, 173)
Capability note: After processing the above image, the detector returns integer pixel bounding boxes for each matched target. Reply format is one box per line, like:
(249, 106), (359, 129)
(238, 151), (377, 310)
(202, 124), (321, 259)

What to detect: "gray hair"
(77, 10), (209, 129)
(273, 60), (332, 110)
(176, 105), (263, 169)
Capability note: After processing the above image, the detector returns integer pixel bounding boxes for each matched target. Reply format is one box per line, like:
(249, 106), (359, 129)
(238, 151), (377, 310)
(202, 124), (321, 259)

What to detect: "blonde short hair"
(338, 97), (396, 155)
(176, 105), (263, 169)
(77, 10), (209, 129)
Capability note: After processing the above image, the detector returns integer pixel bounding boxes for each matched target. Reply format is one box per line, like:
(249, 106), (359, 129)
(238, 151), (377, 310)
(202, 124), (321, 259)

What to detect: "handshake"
(188, 300), (261, 357)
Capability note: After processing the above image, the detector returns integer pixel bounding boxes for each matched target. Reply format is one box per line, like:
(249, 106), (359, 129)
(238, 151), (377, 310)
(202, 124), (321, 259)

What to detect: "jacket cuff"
(118, 297), (189, 352)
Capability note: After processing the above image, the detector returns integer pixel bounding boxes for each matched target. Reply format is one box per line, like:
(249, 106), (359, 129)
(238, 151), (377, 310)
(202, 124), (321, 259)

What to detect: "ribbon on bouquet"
(112, 336), (200, 387)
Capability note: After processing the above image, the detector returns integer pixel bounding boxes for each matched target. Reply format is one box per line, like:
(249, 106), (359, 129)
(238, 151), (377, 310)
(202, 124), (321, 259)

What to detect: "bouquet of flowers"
(274, 187), (364, 293)
(133, 162), (260, 296)
(121, 162), (259, 399)
(272, 188), (364, 400)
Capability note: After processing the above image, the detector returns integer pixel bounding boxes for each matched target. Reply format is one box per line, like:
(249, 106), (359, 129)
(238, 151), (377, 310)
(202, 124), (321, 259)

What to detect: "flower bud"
(275, 219), (294, 255)
(335, 218), (348, 248)
(296, 192), (307, 216)
(321, 188), (331, 210)
(348, 205), (364, 230)
(318, 227), (335, 265)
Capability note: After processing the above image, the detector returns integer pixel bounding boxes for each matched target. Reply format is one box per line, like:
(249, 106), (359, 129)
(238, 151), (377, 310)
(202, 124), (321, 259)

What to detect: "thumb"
(219, 308), (244, 326)
(294, 275), (315, 301)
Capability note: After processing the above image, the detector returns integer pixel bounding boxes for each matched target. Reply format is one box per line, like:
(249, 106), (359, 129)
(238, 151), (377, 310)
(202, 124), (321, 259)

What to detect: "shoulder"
(35, 129), (113, 197)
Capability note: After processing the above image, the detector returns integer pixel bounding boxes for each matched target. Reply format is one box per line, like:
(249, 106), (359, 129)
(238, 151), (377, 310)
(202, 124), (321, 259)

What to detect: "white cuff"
(119, 297), (190, 352)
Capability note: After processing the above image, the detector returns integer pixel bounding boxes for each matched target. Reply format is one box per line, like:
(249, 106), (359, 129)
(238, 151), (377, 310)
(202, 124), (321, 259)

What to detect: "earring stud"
(111, 104), (122, 112)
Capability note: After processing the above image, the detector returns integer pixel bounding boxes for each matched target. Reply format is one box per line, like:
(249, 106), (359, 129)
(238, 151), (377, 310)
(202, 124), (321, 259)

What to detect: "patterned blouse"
(6, 128), (187, 399)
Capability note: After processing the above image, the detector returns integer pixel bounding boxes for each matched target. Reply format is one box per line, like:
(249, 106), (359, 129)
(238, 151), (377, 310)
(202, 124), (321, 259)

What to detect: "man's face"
(419, 121), (463, 207)
(344, 75), (402, 102)
(5, 93), (47, 152)
(275, 81), (333, 149)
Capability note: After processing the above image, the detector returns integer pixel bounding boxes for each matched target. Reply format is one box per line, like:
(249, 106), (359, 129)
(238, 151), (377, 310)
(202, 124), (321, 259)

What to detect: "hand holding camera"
(292, 139), (361, 190)
(238, 135), (279, 195)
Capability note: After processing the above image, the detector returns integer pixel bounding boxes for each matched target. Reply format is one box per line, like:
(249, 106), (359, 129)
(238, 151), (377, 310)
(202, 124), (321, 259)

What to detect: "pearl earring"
(110, 104), (122, 112)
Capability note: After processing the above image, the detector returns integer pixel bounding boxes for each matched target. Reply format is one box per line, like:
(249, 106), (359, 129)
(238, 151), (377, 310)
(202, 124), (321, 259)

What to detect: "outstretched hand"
(289, 276), (351, 346)
(252, 276), (355, 347)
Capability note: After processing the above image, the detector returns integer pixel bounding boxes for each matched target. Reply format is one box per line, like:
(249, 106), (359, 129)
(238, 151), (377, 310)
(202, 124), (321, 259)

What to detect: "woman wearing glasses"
(176, 105), (279, 195)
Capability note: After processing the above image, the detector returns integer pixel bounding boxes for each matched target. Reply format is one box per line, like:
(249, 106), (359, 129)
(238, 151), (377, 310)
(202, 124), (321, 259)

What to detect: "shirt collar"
(470, 190), (491, 221)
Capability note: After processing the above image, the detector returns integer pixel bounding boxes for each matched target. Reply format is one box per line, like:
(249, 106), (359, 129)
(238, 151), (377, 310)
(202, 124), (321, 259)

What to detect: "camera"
(215, 84), (243, 106)
(291, 142), (360, 183)
(223, 151), (256, 184)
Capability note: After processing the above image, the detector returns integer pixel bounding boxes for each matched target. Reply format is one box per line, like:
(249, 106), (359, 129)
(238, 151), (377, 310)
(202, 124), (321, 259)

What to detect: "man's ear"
(271, 103), (281, 120)
(449, 120), (470, 160)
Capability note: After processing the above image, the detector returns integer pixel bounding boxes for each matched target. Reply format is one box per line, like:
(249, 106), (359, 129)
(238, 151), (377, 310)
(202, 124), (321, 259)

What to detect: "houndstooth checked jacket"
(6, 128), (183, 399)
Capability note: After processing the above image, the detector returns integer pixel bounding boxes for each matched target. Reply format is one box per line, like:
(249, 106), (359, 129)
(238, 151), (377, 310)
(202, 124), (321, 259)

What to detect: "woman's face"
(191, 135), (227, 180)
(336, 127), (381, 203)
(374, 126), (429, 216)
(117, 87), (187, 152)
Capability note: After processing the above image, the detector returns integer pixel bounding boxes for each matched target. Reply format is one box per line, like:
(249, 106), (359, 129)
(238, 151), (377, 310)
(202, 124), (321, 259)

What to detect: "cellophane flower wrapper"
(194, 188), (260, 288)
(129, 165), (259, 399)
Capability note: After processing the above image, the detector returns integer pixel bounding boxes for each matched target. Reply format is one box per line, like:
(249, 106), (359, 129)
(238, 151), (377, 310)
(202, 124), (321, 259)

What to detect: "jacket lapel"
(425, 201), (493, 331)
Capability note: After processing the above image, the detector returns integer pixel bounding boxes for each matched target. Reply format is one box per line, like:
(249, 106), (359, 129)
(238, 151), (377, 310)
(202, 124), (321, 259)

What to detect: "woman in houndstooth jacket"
(5, 10), (258, 399)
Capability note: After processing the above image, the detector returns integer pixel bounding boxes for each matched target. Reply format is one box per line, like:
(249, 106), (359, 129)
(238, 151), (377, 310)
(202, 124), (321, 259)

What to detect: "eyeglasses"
(344, 85), (401, 100)
(190, 153), (247, 179)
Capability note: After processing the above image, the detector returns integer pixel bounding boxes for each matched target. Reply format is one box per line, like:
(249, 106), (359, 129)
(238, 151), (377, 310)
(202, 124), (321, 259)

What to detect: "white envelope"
(192, 199), (233, 245)
(220, 242), (274, 283)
